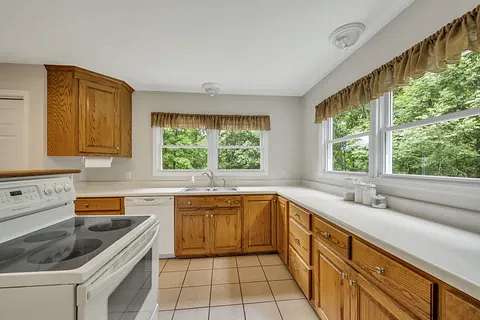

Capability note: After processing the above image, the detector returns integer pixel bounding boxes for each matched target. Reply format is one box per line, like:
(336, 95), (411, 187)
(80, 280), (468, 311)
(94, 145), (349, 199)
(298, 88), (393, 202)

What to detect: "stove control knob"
(64, 183), (72, 192)
(55, 184), (64, 193)
(43, 186), (53, 195)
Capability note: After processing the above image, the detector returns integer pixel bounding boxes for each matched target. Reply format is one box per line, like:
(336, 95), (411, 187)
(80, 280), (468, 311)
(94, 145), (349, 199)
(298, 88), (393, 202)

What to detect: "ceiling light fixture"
(201, 82), (221, 96)
(329, 22), (366, 50)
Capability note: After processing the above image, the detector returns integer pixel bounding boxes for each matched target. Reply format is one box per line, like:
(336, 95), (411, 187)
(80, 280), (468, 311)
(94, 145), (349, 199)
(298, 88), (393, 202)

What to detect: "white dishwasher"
(125, 196), (175, 258)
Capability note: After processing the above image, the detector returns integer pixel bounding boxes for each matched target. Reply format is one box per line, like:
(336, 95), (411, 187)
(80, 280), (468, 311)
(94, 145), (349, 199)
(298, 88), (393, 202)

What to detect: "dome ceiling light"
(202, 82), (221, 96)
(329, 22), (366, 50)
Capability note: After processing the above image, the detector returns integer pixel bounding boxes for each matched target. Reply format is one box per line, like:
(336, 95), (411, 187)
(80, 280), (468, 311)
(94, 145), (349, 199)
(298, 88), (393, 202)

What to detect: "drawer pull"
(295, 213), (301, 219)
(187, 201), (192, 205)
(320, 231), (331, 239)
(374, 266), (385, 275)
(294, 238), (301, 245)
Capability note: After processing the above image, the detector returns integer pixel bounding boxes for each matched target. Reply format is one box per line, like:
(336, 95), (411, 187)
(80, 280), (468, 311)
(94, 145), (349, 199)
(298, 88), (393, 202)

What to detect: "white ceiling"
(0, 0), (413, 96)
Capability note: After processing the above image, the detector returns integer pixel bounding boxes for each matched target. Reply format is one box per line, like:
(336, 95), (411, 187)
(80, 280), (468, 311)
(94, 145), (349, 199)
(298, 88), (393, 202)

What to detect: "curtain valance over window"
(315, 5), (480, 123)
(151, 112), (271, 131)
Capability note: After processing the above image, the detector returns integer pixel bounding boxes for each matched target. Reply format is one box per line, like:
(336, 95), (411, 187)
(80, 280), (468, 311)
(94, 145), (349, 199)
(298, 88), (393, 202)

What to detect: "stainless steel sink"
(182, 187), (239, 192)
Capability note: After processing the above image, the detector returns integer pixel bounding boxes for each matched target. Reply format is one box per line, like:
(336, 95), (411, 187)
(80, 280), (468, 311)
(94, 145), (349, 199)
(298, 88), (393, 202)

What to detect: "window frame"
(320, 93), (480, 183)
(379, 92), (480, 182)
(153, 127), (268, 176)
(323, 101), (375, 176)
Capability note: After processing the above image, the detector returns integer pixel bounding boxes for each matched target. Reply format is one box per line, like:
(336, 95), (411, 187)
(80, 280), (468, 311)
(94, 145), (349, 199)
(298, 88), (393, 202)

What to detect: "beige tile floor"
(157, 254), (318, 320)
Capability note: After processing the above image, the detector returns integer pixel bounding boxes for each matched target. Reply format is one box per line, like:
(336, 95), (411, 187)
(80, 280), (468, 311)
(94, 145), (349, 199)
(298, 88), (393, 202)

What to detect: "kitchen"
(0, 1), (479, 320)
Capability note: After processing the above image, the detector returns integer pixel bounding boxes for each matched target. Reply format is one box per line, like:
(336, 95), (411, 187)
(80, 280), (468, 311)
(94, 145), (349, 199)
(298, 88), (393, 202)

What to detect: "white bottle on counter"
(354, 180), (364, 203)
(362, 183), (377, 206)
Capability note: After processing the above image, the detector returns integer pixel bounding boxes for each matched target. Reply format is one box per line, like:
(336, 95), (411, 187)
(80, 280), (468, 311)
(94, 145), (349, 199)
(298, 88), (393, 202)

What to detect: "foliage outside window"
(218, 130), (262, 170)
(327, 104), (371, 173)
(388, 51), (480, 178)
(324, 51), (480, 180)
(155, 128), (266, 174)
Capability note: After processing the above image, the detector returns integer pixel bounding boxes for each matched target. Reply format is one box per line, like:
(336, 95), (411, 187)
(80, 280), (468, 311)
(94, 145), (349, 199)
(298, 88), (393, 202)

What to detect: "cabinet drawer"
(289, 245), (311, 299)
(75, 197), (123, 214)
(289, 218), (311, 264)
(312, 216), (351, 259)
(289, 203), (311, 230)
(352, 238), (433, 320)
(176, 196), (241, 209)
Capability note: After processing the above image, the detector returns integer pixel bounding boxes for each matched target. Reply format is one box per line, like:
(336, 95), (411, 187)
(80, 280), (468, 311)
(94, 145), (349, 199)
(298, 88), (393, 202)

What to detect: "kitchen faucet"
(202, 169), (215, 188)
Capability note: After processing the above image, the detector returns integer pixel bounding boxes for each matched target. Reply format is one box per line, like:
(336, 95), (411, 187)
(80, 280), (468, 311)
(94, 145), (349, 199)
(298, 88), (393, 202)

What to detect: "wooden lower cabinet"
(175, 209), (210, 256)
(276, 196), (289, 264)
(243, 195), (276, 253)
(210, 207), (242, 255)
(440, 288), (480, 320)
(312, 238), (350, 320)
(175, 206), (242, 257)
(350, 271), (416, 320)
(75, 197), (124, 215)
(312, 238), (416, 320)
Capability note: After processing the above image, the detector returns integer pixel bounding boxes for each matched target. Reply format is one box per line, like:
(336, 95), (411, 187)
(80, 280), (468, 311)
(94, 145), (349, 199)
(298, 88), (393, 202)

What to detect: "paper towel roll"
(83, 157), (113, 168)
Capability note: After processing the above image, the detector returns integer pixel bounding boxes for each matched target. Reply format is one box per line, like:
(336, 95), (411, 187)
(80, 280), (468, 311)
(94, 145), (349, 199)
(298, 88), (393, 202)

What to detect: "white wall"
(300, 0), (480, 216)
(83, 92), (303, 185)
(0, 63), (84, 177)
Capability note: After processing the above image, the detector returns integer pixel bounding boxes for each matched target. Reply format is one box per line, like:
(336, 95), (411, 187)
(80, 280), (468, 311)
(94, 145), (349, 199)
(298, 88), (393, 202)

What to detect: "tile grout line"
(172, 259), (191, 318)
(234, 255), (248, 320)
(260, 257), (286, 320)
(208, 258), (214, 320)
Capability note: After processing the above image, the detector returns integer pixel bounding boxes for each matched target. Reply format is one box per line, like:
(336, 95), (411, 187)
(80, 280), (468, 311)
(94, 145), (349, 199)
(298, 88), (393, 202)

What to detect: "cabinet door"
(243, 195), (276, 253)
(175, 210), (210, 257)
(440, 288), (480, 320)
(350, 271), (415, 320)
(276, 197), (289, 264)
(312, 238), (350, 320)
(211, 207), (242, 255)
(79, 79), (120, 154)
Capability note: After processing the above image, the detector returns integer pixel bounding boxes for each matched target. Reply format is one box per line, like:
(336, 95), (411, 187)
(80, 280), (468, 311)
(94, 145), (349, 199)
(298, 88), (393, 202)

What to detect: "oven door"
(77, 223), (159, 320)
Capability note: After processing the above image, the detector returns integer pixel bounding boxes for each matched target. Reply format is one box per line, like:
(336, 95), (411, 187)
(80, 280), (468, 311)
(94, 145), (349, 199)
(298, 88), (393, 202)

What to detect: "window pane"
(333, 104), (370, 139)
(392, 116), (480, 178)
(218, 130), (261, 147)
(218, 148), (261, 170)
(162, 148), (208, 170)
(393, 51), (480, 125)
(332, 137), (369, 172)
(163, 128), (207, 146)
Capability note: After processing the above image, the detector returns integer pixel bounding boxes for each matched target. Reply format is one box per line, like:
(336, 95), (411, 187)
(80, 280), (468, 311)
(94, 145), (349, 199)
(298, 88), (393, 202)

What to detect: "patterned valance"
(151, 112), (271, 131)
(315, 5), (480, 122)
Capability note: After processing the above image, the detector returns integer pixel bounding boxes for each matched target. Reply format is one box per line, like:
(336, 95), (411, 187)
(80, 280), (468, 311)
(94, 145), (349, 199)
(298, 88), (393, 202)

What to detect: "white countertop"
(75, 184), (480, 300)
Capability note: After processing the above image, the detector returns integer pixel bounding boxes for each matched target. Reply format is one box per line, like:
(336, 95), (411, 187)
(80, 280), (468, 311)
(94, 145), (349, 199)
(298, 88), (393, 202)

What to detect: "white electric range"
(0, 173), (160, 320)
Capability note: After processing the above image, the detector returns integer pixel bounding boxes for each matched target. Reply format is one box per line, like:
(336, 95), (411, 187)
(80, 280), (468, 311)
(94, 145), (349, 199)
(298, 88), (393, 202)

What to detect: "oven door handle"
(77, 224), (159, 305)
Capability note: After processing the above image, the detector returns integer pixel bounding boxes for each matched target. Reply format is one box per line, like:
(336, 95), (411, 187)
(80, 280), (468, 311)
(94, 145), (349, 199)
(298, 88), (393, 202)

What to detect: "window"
(160, 128), (208, 170)
(217, 130), (262, 170)
(154, 128), (267, 174)
(385, 51), (480, 179)
(323, 51), (480, 180)
(325, 104), (371, 173)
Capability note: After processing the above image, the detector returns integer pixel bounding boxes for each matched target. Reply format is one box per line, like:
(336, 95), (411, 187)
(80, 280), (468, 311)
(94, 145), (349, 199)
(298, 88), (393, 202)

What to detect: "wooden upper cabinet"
(440, 288), (480, 320)
(243, 195), (276, 253)
(276, 196), (289, 264)
(79, 80), (120, 154)
(46, 65), (133, 157)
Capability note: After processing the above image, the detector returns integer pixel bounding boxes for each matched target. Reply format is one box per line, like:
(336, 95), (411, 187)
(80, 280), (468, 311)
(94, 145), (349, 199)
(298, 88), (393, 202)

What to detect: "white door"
(0, 98), (27, 169)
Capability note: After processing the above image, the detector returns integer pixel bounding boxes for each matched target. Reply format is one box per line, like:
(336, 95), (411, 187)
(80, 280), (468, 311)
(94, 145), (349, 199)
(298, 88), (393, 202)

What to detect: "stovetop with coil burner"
(0, 216), (148, 273)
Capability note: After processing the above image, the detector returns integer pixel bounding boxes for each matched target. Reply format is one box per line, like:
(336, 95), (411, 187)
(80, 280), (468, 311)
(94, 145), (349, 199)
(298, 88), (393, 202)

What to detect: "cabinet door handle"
(349, 280), (357, 287)
(341, 272), (347, 280)
(374, 266), (385, 275)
